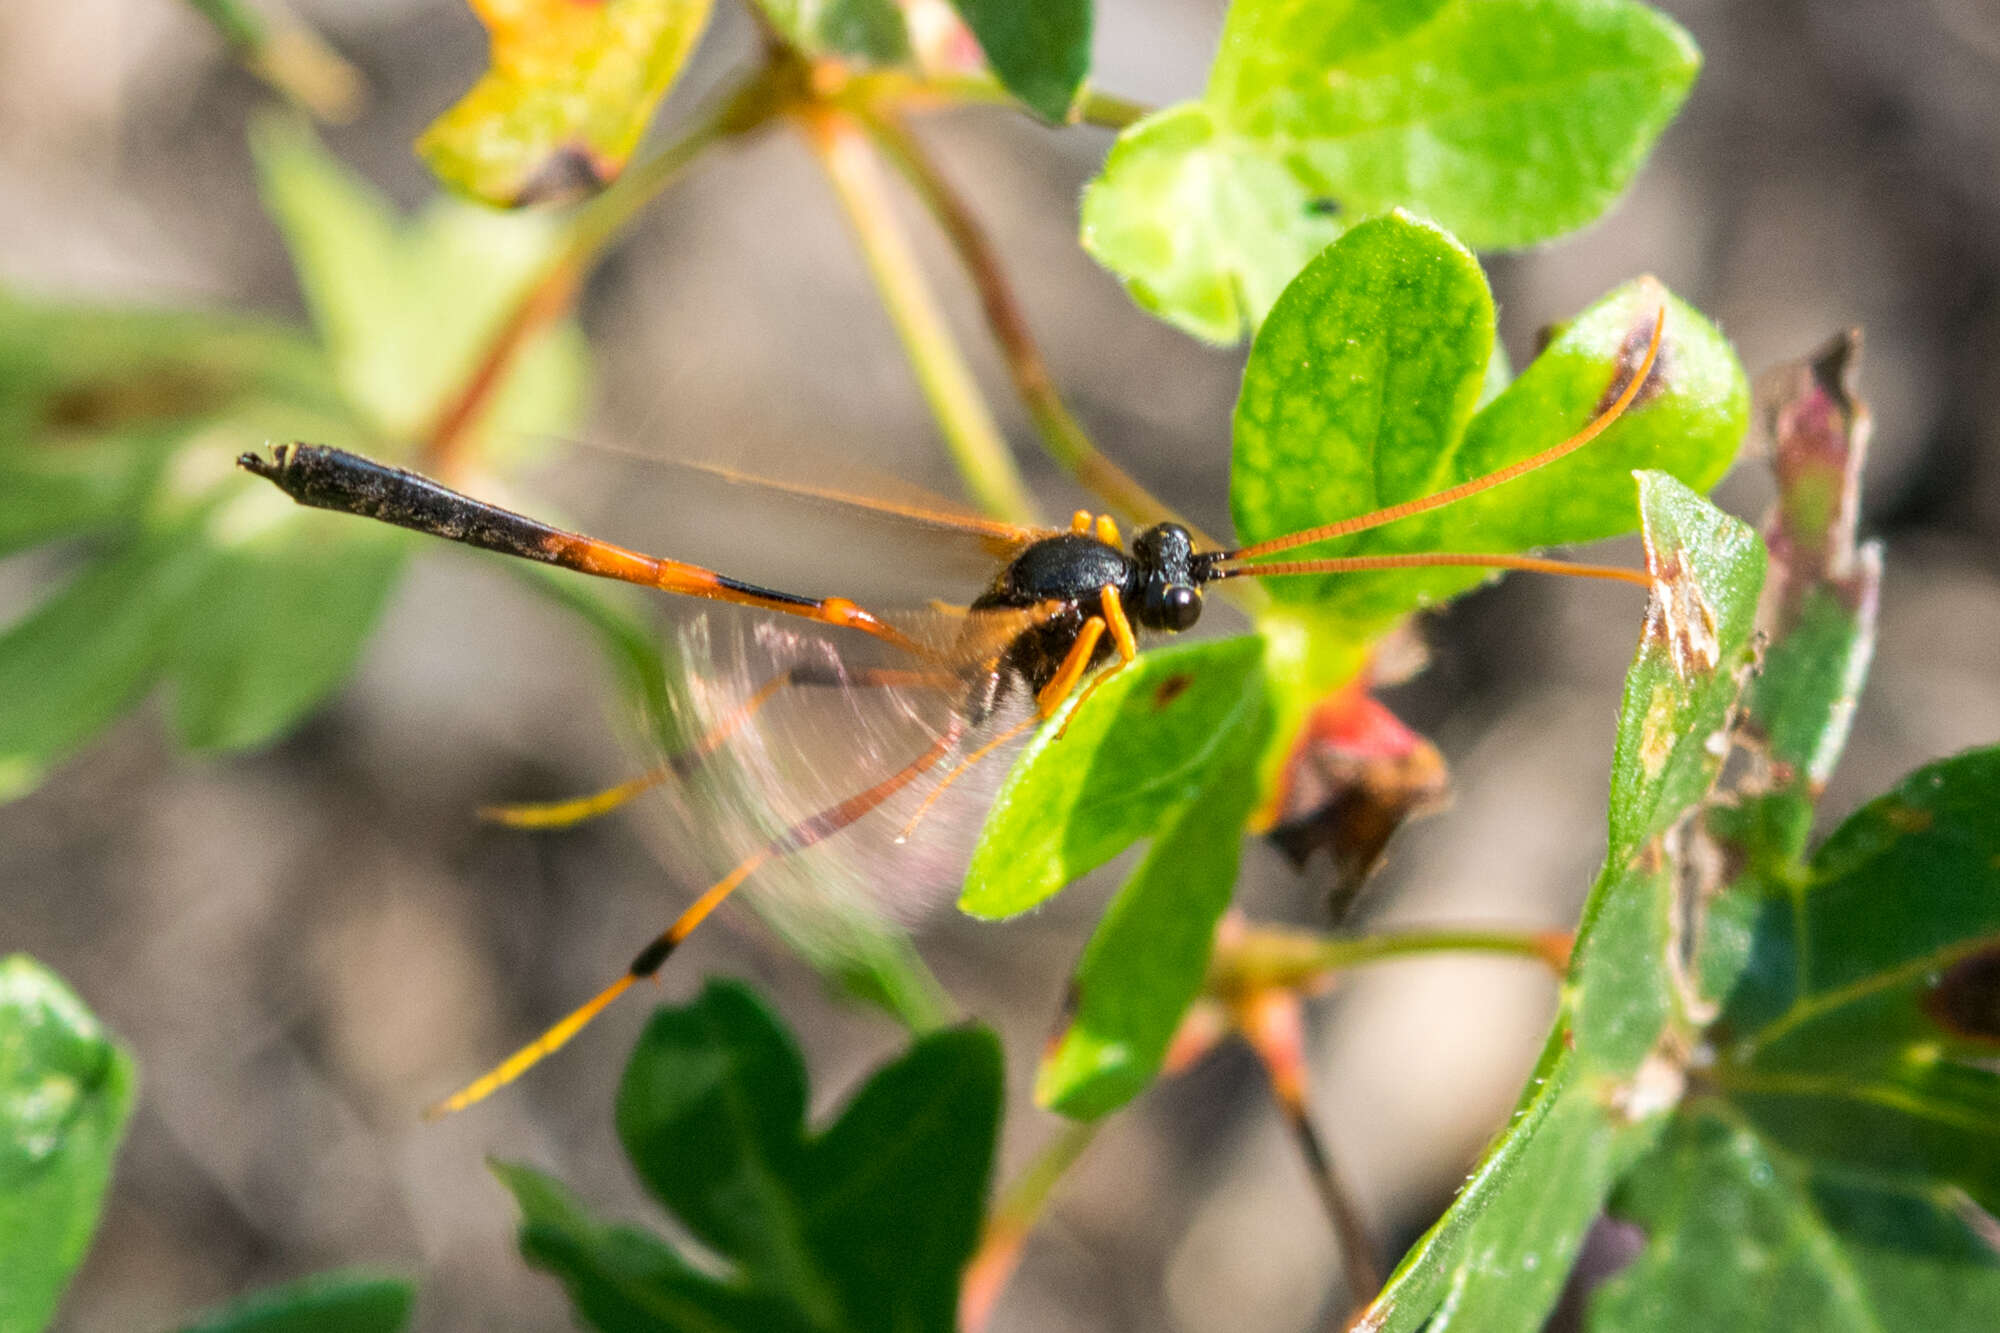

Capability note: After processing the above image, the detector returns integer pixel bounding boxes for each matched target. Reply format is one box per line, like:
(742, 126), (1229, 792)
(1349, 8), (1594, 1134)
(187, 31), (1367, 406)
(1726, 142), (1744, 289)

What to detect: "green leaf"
(1593, 1107), (2000, 1332)
(167, 509), (409, 752)
(1595, 387), (1993, 1326)
(1355, 476), (1764, 1333)
(950, 0), (1093, 122)
(962, 636), (1268, 918)
(417, 0), (716, 206)
(0, 490), (416, 795)
(1083, 0), (1699, 342)
(504, 981), (1002, 1333)
(499, 1162), (814, 1333)
(175, 1271), (414, 1333)
(0, 286), (385, 797)
(1708, 748), (2000, 1211)
(1230, 214), (1494, 615)
(0, 291), (339, 558)
(0, 117), (593, 801)
(1035, 676), (1271, 1118)
(754, 0), (910, 65)
(1234, 238), (1747, 641)
(1600, 474), (1766, 869)
(1748, 577), (1878, 801)
(966, 637), (1280, 1120)
(252, 115), (589, 447)
(0, 956), (135, 1333)
(0, 529), (210, 799)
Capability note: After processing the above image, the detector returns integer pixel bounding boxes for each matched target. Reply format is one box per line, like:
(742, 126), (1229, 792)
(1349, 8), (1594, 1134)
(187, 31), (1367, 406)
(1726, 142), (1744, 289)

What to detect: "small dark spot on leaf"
(1151, 673), (1193, 710)
(42, 366), (233, 434)
(511, 144), (611, 206)
(1304, 196), (1340, 217)
(1924, 947), (2000, 1046)
(1594, 311), (1672, 417)
(1882, 802), (1934, 834)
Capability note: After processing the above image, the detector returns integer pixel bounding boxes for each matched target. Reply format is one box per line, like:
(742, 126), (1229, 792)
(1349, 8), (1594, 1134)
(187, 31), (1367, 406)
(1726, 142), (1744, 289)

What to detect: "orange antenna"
(1218, 303), (1668, 564)
(1207, 551), (1653, 588)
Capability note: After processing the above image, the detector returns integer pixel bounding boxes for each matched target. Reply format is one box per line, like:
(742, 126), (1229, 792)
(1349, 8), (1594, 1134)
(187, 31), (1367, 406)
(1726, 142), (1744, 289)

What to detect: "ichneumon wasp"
(239, 309), (1665, 1116)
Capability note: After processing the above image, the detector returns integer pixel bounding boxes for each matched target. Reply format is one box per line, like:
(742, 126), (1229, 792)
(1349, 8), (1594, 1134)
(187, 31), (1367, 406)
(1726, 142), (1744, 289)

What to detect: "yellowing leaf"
(420, 0), (716, 206)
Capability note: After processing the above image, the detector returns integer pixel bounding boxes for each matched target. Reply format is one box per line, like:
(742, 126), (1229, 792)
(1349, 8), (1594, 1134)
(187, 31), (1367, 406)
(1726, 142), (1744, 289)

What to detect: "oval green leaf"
(949, 0), (1093, 123)
(1236, 271), (1747, 642)
(1083, 0), (1699, 342)
(0, 956), (135, 1333)
(1231, 212), (1495, 609)
(1035, 678), (1271, 1119)
(175, 1272), (414, 1333)
(962, 635), (1268, 920)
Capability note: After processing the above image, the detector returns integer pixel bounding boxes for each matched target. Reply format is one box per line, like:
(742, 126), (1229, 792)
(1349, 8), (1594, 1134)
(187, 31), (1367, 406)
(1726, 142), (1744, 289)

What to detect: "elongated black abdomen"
(239, 443), (578, 564)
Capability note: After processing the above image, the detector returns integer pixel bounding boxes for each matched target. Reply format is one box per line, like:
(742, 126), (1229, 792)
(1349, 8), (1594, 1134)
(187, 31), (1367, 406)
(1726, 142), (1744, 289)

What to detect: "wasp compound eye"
(1157, 583), (1201, 630)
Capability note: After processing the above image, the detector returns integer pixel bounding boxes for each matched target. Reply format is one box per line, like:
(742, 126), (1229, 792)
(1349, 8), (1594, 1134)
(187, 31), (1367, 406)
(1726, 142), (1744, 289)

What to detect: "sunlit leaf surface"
(418, 0), (715, 206)
(1083, 0), (1698, 342)
(1355, 475), (1765, 1333)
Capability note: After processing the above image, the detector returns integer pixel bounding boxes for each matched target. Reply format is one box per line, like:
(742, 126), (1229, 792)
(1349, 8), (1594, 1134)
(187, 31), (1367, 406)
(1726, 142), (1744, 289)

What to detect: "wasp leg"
(909, 582), (1141, 839)
(1100, 583), (1139, 660)
(479, 768), (674, 830)
(1035, 617), (1106, 717)
(1051, 585), (1139, 738)
(1069, 509), (1094, 534)
(1094, 514), (1122, 547)
(895, 711), (1040, 841)
(425, 714), (970, 1119)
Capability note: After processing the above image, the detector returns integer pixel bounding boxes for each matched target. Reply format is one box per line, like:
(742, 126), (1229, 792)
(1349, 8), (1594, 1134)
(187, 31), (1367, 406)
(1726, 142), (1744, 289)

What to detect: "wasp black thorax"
(969, 522), (1207, 702)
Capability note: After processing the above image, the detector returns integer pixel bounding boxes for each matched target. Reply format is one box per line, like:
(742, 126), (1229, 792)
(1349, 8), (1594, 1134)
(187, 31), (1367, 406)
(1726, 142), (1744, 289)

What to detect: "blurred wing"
(663, 456), (1049, 558)
(525, 434), (1054, 561)
(883, 600), (1068, 672)
(628, 603), (1040, 955)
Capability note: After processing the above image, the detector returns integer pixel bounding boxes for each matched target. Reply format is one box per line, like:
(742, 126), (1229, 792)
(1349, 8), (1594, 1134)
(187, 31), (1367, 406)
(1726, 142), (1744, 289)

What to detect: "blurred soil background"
(4, 1), (1999, 1329)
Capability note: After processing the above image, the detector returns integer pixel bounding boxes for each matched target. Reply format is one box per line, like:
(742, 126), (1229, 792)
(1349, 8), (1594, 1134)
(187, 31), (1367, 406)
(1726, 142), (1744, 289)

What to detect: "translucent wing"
(523, 434), (1055, 562)
(623, 601), (1053, 957)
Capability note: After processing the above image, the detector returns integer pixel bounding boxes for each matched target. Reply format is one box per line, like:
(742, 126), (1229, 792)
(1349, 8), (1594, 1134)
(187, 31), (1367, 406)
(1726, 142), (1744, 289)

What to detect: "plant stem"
(1238, 988), (1382, 1310)
(959, 1116), (1102, 1333)
(420, 78), (770, 474)
(801, 107), (1040, 526)
(1211, 924), (1573, 997)
(857, 107), (1205, 541)
(189, 0), (364, 121)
